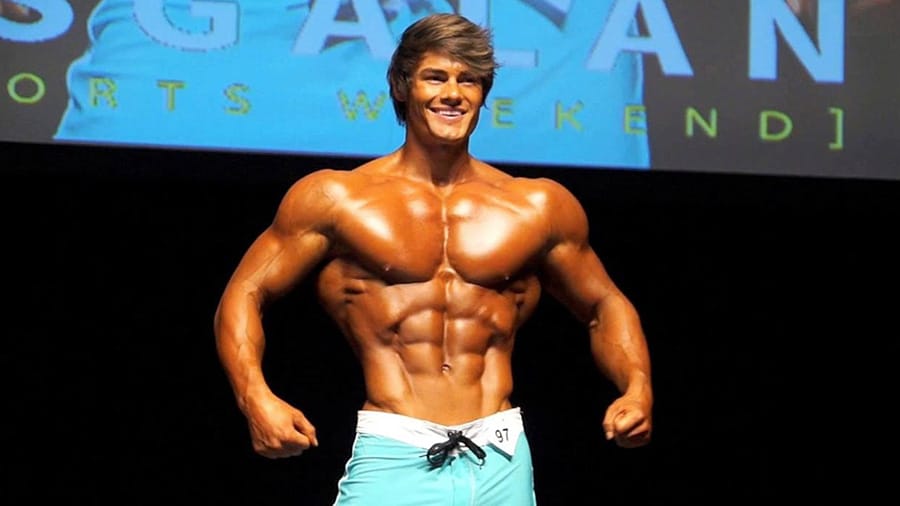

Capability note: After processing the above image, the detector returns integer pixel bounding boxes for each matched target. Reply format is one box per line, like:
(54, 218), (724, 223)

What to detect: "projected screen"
(2, 1), (899, 180)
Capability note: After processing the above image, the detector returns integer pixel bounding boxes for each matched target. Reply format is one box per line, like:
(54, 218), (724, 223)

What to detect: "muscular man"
(214, 13), (652, 505)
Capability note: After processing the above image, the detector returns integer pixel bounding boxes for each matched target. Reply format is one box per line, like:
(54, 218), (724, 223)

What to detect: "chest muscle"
(335, 188), (545, 285)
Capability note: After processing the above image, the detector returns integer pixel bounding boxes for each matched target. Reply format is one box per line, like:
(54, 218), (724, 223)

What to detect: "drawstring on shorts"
(425, 430), (486, 468)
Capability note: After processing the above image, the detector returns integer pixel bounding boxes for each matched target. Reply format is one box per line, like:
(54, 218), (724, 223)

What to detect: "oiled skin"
(214, 51), (652, 459)
(315, 162), (549, 423)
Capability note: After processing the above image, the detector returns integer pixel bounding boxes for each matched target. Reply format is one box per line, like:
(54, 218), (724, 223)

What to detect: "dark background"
(5, 139), (899, 505)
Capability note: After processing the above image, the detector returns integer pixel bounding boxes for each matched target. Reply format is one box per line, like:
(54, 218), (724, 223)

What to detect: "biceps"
(543, 243), (619, 321)
(233, 228), (330, 299)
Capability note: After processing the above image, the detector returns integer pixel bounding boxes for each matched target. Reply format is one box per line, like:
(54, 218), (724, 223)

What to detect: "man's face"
(404, 51), (484, 146)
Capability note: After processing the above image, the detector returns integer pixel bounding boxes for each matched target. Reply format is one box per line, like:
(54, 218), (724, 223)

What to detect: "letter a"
(588, 0), (692, 76)
(293, 0), (395, 60)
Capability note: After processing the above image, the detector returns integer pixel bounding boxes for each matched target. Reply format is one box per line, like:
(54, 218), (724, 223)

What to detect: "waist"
(355, 407), (524, 452)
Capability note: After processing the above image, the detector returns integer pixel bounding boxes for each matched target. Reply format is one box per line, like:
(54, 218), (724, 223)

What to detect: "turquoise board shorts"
(333, 407), (536, 505)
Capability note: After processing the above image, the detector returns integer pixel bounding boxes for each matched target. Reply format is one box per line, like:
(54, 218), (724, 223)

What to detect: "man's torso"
(313, 163), (552, 424)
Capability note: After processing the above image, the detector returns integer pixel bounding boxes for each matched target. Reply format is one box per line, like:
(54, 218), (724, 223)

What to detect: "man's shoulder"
(281, 159), (395, 206)
(289, 164), (373, 189)
(503, 174), (587, 222)
(495, 171), (573, 197)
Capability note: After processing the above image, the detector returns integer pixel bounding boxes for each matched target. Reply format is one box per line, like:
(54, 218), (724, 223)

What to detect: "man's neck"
(398, 138), (474, 187)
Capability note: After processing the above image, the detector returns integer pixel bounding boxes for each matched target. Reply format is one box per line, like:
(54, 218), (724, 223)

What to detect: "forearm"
(214, 290), (271, 412)
(589, 294), (653, 403)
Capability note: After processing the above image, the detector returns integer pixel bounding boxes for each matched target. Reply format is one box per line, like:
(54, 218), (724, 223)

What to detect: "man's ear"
(392, 86), (407, 103)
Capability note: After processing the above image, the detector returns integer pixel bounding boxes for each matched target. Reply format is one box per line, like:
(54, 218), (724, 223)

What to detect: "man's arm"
(537, 179), (652, 448)
(213, 171), (337, 458)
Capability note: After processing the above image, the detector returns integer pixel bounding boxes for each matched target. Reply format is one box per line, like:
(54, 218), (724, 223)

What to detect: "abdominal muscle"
(317, 259), (534, 425)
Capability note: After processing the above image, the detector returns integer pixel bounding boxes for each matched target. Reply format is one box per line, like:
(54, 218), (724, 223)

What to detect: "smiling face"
(402, 51), (485, 148)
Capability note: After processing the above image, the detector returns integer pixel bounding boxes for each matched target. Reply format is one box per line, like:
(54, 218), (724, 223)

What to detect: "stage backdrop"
(2, 0), (898, 179)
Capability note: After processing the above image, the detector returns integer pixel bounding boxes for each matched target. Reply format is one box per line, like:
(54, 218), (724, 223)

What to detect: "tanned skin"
(214, 51), (652, 460)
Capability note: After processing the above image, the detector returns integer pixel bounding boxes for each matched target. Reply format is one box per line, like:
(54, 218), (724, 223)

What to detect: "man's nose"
(442, 80), (462, 102)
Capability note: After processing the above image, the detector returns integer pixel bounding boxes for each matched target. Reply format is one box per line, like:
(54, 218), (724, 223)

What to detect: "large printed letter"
(588, 0), (691, 75)
(134, 0), (238, 51)
(749, 0), (844, 83)
(0, 0), (72, 42)
(293, 0), (395, 59)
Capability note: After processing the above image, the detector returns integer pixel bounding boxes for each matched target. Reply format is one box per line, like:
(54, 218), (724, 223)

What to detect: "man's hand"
(602, 396), (652, 449)
(243, 393), (319, 458)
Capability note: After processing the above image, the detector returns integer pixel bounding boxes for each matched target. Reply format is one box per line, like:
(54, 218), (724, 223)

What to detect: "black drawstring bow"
(425, 430), (486, 468)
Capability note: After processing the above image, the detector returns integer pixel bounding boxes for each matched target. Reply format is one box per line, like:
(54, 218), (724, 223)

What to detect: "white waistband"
(355, 407), (524, 456)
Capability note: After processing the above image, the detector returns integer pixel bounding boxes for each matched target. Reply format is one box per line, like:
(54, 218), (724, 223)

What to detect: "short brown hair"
(387, 13), (499, 125)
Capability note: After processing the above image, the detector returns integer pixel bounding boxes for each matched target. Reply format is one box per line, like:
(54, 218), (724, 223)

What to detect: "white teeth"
(438, 110), (461, 117)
